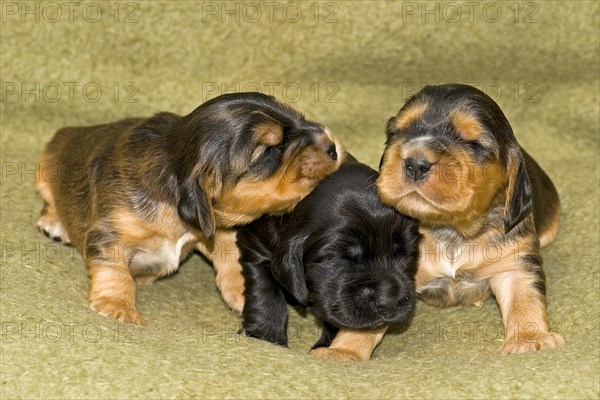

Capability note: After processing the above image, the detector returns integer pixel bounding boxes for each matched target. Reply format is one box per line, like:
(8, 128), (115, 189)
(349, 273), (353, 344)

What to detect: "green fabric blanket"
(1, 1), (598, 398)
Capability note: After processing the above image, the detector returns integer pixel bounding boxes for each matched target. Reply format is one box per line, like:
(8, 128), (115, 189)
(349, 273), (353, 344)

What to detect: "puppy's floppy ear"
(271, 233), (308, 305)
(379, 117), (397, 170)
(384, 116), (398, 140)
(177, 175), (216, 239)
(504, 148), (533, 233)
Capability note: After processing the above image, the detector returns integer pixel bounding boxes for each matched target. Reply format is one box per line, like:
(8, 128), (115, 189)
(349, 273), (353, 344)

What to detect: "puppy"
(35, 92), (344, 324)
(318, 84), (564, 360)
(236, 156), (421, 351)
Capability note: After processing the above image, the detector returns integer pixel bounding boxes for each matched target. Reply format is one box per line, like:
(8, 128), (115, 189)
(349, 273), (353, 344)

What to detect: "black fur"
(237, 156), (421, 347)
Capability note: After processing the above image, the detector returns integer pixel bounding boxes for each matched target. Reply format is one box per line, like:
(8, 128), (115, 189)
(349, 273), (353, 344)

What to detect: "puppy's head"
(273, 164), (420, 329)
(173, 92), (345, 238)
(378, 84), (532, 233)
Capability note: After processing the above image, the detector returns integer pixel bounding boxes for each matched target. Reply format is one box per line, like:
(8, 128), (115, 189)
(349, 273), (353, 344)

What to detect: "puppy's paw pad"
(37, 214), (70, 244)
(216, 275), (245, 313)
(91, 299), (144, 325)
(309, 347), (362, 361)
(500, 332), (565, 355)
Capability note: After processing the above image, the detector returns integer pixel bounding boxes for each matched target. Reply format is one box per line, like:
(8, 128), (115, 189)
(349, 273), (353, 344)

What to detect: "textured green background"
(1, 1), (599, 399)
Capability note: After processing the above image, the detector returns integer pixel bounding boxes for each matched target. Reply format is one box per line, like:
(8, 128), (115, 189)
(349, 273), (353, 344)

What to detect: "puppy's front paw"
(500, 332), (565, 355)
(309, 347), (362, 361)
(216, 273), (245, 313)
(241, 326), (288, 347)
(91, 298), (144, 325)
(37, 213), (71, 244)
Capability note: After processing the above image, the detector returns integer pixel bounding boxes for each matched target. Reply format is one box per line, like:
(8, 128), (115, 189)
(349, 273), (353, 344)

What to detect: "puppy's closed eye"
(250, 144), (284, 174)
(263, 144), (283, 158)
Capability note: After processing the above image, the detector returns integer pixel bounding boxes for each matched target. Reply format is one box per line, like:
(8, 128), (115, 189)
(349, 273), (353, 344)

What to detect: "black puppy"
(236, 156), (421, 348)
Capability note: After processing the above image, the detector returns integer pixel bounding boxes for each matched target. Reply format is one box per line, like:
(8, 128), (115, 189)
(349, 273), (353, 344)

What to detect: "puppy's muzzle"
(404, 157), (431, 181)
(372, 279), (411, 319)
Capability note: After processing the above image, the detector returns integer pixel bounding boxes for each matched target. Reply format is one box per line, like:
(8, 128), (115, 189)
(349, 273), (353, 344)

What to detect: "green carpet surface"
(1, 1), (599, 398)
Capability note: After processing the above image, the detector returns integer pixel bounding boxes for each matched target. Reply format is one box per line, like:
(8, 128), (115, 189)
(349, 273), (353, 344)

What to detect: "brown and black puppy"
(315, 84), (564, 360)
(36, 92), (344, 324)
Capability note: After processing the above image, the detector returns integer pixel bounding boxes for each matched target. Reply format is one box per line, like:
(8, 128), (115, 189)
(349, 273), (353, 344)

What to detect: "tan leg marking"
(195, 236), (214, 263)
(88, 261), (143, 325)
(491, 269), (564, 355)
(207, 229), (245, 313)
(309, 327), (387, 361)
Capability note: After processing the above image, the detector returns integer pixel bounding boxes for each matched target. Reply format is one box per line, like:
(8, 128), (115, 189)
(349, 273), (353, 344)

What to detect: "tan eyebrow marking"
(393, 102), (428, 130)
(450, 110), (482, 141)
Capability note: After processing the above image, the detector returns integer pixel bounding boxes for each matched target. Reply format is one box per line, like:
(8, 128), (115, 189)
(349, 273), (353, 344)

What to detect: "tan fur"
(417, 228), (537, 307)
(253, 122), (283, 146)
(215, 138), (345, 228)
(393, 102), (428, 130)
(450, 110), (482, 141)
(35, 154), (71, 243)
(309, 327), (387, 361)
(88, 260), (143, 325)
(36, 103), (345, 325)
(215, 150), (332, 226)
(418, 227), (533, 283)
(379, 140), (505, 232)
(538, 203), (560, 248)
(491, 269), (565, 354)
(201, 229), (246, 313)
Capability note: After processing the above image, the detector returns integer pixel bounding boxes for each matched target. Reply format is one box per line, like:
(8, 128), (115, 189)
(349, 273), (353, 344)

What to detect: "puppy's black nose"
(325, 144), (337, 161)
(374, 280), (405, 318)
(404, 157), (431, 181)
(375, 296), (397, 317)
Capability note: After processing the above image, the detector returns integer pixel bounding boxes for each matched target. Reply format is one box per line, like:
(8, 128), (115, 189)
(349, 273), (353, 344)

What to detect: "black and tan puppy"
(35, 92), (344, 324)
(319, 84), (564, 360)
(236, 157), (420, 350)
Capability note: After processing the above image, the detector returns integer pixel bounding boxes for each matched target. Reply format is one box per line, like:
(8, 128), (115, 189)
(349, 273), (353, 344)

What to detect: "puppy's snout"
(404, 157), (431, 181)
(375, 296), (397, 317)
(293, 130), (341, 181)
(373, 280), (409, 318)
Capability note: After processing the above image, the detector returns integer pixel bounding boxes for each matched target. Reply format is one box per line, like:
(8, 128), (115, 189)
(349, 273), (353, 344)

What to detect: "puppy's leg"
(212, 229), (246, 313)
(85, 228), (143, 325)
(419, 275), (491, 308)
(240, 252), (288, 347)
(88, 261), (143, 325)
(35, 154), (70, 244)
(490, 261), (564, 354)
(309, 327), (387, 361)
(194, 235), (214, 263)
(418, 277), (457, 307)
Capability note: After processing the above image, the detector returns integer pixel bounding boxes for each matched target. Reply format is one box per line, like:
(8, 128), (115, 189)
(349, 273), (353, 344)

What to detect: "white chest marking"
(440, 257), (456, 278)
(434, 241), (471, 278)
(132, 232), (196, 275)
